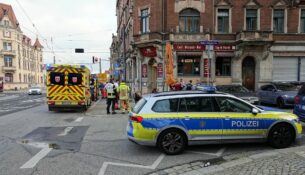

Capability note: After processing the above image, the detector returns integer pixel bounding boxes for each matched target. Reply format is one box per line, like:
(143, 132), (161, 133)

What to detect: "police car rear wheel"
(157, 129), (187, 155)
(268, 123), (295, 149)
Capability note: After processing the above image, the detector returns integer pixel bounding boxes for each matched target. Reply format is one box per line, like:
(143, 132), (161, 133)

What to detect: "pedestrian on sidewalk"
(117, 81), (130, 114)
(104, 80), (117, 114)
(185, 80), (194, 90)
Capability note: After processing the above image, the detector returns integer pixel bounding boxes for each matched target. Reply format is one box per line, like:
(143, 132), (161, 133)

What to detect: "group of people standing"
(170, 79), (196, 91)
(104, 80), (130, 115)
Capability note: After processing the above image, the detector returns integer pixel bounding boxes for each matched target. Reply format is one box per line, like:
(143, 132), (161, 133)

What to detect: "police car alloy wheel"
(157, 129), (187, 155)
(268, 123), (295, 149)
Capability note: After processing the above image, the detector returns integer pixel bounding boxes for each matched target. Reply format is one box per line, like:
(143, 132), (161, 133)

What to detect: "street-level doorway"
(242, 56), (255, 91)
(148, 58), (157, 93)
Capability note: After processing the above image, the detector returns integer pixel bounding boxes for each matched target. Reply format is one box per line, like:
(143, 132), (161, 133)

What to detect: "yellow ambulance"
(46, 64), (91, 111)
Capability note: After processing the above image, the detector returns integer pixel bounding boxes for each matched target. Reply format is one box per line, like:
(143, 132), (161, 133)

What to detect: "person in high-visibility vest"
(117, 81), (130, 114)
(104, 80), (117, 114)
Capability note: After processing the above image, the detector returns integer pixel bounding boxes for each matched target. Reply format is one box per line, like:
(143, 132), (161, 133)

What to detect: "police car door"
(215, 97), (265, 140)
(178, 97), (222, 141)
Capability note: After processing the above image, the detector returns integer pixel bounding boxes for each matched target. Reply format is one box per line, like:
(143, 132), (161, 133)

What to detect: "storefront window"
(216, 57), (231, 76)
(178, 56), (200, 76)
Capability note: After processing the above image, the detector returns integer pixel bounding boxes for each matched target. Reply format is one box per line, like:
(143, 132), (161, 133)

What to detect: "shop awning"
(215, 51), (235, 57)
(176, 52), (202, 56)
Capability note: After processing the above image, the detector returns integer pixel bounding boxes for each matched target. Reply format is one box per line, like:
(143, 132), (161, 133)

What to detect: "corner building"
(0, 3), (44, 90)
(115, 0), (305, 93)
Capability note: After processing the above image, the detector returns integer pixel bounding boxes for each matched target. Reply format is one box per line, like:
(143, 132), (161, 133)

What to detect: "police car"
(127, 89), (302, 155)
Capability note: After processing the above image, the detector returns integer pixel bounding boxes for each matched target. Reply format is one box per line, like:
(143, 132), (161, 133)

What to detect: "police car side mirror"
(252, 108), (259, 115)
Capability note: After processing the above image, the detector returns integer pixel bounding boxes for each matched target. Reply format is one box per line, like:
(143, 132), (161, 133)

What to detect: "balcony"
(169, 33), (210, 42)
(0, 50), (16, 56)
(236, 31), (273, 46)
(2, 66), (16, 72)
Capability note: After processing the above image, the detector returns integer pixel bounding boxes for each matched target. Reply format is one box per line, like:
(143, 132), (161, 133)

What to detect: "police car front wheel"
(157, 129), (187, 155)
(268, 123), (295, 149)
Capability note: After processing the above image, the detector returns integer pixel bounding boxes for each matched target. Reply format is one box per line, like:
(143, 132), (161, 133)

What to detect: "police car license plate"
(62, 101), (71, 105)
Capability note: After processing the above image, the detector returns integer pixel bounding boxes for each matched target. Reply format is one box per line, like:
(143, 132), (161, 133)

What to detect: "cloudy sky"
(3, 0), (117, 73)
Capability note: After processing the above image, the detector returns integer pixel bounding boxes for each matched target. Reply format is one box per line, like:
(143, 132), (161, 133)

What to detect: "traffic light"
(75, 48), (84, 53)
(92, 56), (99, 64)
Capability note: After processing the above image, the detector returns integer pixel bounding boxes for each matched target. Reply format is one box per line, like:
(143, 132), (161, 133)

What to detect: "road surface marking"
(20, 147), (52, 169)
(187, 147), (226, 157)
(74, 117), (84, 122)
(98, 154), (165, 175)
(58, 127), (74, 136)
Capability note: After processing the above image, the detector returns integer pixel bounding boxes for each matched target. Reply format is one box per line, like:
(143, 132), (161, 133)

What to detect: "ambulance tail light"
(78, 101), (85, 106)
(295, 96), (300, 104)
(48, 101), (55, 105)
(130, 116), (143, 123)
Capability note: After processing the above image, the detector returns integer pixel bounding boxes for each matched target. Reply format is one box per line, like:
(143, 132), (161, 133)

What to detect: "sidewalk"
(149, 145), (305, 175)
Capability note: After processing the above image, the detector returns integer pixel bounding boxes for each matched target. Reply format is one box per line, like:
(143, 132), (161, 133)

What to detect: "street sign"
(199, 40), (220, 45)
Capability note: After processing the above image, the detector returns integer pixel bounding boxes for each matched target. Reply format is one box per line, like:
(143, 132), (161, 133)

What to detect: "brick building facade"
(114, 0), (305, 94)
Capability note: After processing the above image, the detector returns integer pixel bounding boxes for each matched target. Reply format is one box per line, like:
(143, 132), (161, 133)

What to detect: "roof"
(149, 91), (225, 98)
(33, 38), (44, 48)
(0, 3), (19, 28)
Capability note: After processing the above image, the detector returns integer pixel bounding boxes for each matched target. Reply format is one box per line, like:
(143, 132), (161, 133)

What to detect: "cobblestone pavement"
(148, 146), (305, 175)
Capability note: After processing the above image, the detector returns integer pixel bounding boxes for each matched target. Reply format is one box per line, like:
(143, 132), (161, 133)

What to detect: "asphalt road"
(0, 97), (304, 175)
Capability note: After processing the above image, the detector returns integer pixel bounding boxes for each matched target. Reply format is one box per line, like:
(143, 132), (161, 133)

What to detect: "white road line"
(74, 117), (84, 122)
(20, 147), (52, 169)
(98, 154), (165, 175)
(187, 147), (226, 157)
(58, 127), (74, 136)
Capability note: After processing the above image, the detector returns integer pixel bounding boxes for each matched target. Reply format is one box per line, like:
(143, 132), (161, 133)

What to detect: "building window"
(4, 20), (9, 26)
(179, 8), (200, 33)
(140, 8), (149, 33)
(5, 73), (13, 83)
(177, 56), (200, 76)
(273, 9), (284, 33)
(4, 57), (13, 67)
(301, 9), (305, 33)
(246, 9), (257, 31)
(217, 9), (229, 33)
(3, 42), (12, 51)
(216, 57), (231, 76)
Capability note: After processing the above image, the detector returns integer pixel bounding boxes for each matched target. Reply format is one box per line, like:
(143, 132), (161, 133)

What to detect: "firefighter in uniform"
(117, 81), (130, 114)
(105, 80), (117, 114)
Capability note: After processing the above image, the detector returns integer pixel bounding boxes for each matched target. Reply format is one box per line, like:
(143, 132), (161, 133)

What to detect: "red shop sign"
(204, 58), (209, 78)
(157, 63), (163, 78)
(214, 45), (235, 51)
(142, 64), (148, 78)
(173, 43), (205, 51)
(140, 47), (157, 57)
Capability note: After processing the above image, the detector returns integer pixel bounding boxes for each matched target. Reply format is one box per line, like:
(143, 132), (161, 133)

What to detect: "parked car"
(28, 86), (42, 95)
(216, 85), (259, 104)
(257, 83), (298, 108)
(127, 90), (302, 155)
(294, 84), (305, 121)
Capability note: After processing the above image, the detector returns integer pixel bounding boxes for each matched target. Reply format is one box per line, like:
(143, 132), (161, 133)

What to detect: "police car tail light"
(295, 96), (300, 104)
(130, 116), (143, 123)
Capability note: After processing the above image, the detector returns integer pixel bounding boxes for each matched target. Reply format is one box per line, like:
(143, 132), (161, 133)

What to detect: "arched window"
(5, 73), (13, 83)
(179, 8), (200, 33)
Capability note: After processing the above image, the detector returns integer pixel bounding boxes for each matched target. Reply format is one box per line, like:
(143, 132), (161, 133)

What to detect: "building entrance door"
(148, 58), (157, 92)
(242, 57), (255, 91)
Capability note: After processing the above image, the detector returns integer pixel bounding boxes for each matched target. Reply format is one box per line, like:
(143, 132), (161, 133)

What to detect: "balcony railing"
(2, 66), (16, 72)
(236, 31), (273, 42)
(169, 33), (210, 42)
(0, 50), (16, 56)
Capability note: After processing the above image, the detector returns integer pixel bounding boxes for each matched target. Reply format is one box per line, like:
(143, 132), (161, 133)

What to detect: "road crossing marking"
(74, 117), (84, 122)
(58, 127), (74, 136)
(98, 154), (165, 175)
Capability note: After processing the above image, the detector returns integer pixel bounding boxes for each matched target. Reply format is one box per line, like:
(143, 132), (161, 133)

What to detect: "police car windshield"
(132, 98), (146, 113)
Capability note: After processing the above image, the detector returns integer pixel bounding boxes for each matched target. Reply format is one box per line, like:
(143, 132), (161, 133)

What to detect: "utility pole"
(99, 58), (102, 73)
